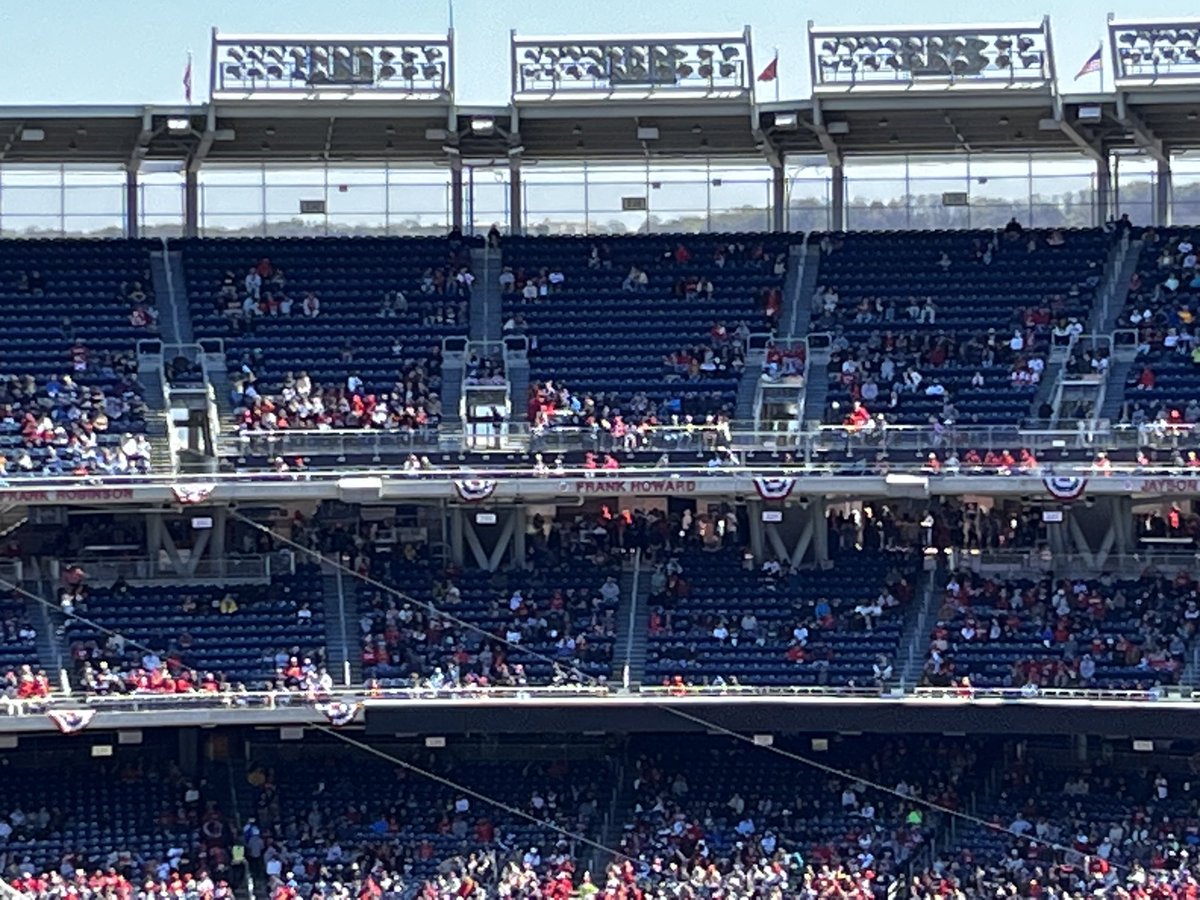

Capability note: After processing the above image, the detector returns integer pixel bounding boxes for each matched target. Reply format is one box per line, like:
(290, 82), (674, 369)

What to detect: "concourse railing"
(0, 680), (1193, 721)
(212, 419), (1200, 467)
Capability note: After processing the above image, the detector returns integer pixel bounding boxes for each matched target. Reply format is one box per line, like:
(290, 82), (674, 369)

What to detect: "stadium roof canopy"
(0, 19), (1199, 169)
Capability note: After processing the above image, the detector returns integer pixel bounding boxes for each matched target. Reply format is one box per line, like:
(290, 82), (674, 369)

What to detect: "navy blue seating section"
(0, 757), (197, 877)
(0, 240), (155, 468)
(0, 593), (37, 673)
(358, 555), (619, 685)
(931, 572), (1192, 689)
(814, 229), (1109, 425)
(174, 237), (478, 430)
(948, 765), (1198, 876)
(262, 750), (610, 887)
(502, 234), (796, 423)
(0, 239), (156, 378)
(63, 564), (326, 688)
(616, 735), (967, 879)
(1117, 228), (1200, 421)
(645, 548), (915, 687)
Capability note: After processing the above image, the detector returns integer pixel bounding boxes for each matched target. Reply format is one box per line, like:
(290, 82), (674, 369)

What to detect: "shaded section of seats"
(925, 570), (1195, 689)
(257, 748), (610, 889)
(63, 564), (326, 689)
(356, 554), (619, 686)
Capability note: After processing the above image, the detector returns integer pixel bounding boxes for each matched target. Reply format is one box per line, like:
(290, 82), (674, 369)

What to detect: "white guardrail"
(0, 682), (1191, 720)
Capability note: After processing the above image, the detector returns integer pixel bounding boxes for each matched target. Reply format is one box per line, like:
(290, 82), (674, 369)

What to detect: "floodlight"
(774, 112), (799, 129)
(166, 117), (191, 133)
(470, 117), (496, 136)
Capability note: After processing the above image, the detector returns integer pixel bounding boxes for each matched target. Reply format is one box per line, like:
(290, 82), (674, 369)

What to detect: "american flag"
(1075, 45), (1102, 80)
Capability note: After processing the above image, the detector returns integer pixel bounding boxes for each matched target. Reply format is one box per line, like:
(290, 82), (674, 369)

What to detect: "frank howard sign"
(571, 478), (698, 495)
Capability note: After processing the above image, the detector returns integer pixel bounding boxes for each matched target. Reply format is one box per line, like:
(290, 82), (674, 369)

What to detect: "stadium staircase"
(733, 358), (763, 425)
(439, 347), (465, 434)
(897, 567), (939, 689)
(781, 239), (818, 340)
(791, 240), (830, 428)
(1094, 237), (1145, 424)
(26, 592), (63, 681)
(469, 245), (504, 343)
(589, 742), (633, 876)
(322, 568), (359, 687)
(615, 555), (650, 689)
(151, 246), (195, 345)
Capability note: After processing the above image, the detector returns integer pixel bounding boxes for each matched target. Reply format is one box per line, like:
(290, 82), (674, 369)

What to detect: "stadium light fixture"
(809, 20), (1052, 88)
(166, 117), (191, 133)
(1110, 18), (1200, 81)
(512, 31), (752, 98)
(470, 117), (496, 136)
(212, 32), (452, 98)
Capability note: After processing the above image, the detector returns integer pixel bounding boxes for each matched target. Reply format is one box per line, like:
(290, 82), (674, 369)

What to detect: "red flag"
(758, 55), (778, 82)
(183, 53), (193, 103)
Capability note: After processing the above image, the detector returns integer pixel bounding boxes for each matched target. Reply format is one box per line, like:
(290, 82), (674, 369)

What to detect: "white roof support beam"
(127, 109), (155, 172)
(1115, 93), (1168, 165)
(0, 122), (24, 163)
(187, 107), (217, 174)
(322, 117), (336, 160)
(808, 98), (842, 167)
(1053, 97), (1103, 164)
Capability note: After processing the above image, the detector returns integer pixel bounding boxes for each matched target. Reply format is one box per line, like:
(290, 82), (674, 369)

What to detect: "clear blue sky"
(0, 0), (1198, 106)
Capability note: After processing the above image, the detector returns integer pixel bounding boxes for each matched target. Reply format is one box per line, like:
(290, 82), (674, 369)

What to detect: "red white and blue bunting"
(316, 701), (362, 727)
(47, 709), (95, 735)
(453, 479), (498, 503)
(752, 477), (796, 501)
(172, 483), (217, 505)
(1043, 476), (1088, 502)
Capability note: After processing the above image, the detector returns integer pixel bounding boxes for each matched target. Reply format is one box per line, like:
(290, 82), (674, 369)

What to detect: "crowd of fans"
(0, 369), (151, 478)
(223, 245), (472, 434)
(815, 224), (1100, 430)
(1117, 229), (1200, 431)
(923, 568), (1197, 691)
(232, 362), (443, 434)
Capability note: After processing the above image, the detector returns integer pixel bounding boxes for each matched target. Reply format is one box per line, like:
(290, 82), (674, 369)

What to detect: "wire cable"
(230, 511), (1121, 872)
(310, 723), (637, 867)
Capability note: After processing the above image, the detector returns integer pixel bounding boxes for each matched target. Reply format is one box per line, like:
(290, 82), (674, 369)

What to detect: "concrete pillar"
(1156, 158), (1172, 227)
(746, 500), (765, 563)
(184, 170), (199, 237)
(450, 162), (464, 231)
(511, 506), (527, 568)
(830, 165), (845, 231)
(125, 169), (139, 239)
(211, 507), (227, 563)
(448, 506), (465, 566)
(809, 498), (829, 564)
(1095, 156), (1112, 226)
(771, 163), (786, 232)
(509, 160), (523, 236)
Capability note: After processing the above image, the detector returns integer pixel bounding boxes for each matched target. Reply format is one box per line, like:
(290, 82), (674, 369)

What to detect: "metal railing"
(209, 415), (1200, 465)
(0, 678), (1197, 722)
(61, 553), (279, 584)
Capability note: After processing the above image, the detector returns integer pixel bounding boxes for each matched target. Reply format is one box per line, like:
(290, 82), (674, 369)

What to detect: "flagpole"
(773, 47), (780, 102)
